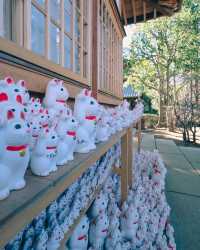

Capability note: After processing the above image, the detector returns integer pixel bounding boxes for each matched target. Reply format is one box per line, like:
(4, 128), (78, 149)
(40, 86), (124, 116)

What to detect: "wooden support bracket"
(137, 119), (142, 153)
(120, 131), (129, 204)
(127, 127), (133, 188)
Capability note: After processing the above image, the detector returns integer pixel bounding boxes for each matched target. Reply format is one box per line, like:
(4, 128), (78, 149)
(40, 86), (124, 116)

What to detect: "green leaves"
(123, 0), (200, 112)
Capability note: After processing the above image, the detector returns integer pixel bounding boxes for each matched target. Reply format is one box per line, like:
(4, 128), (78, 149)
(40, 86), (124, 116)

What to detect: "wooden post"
(127, 127), (133, 188)
(137, 119), (142, 153)
(91, 0), (98, 99)
(143, 0), (146, 21)
(120, 131), (129, 204)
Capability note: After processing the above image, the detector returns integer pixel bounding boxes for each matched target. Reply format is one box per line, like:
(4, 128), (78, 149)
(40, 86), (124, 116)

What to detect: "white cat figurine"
(15, 79), (30, 105)
(29, 116), (43, 150)
(46, 225), (64, 250)
(44, 78), (69, 118)
(30, 127), (58, 176)
(9, 79), (30, 105)
(68, 216), (89, 250)
(0, 76), (21, 105)
(89, 213), (109, 250)
(27, 97), (42, 117)
(89, 191), (108, 219)
(56, 115), (77, 165)
(0, 106), (30, 200)
(120, 204), (139, 241)
(105, 228), (122, 250)
(96, 117), (110, 142)
(74, 89), (99, 153)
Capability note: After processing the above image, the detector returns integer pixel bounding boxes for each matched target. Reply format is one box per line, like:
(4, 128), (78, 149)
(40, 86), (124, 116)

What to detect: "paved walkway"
(140, 133), (200, 250)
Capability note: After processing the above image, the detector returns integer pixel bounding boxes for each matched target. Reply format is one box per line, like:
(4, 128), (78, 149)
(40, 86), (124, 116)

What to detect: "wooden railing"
(0, 119), (141, 249)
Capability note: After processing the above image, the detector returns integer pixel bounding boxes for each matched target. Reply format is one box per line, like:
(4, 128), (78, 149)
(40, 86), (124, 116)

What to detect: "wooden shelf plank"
(0, 129), (127, 248)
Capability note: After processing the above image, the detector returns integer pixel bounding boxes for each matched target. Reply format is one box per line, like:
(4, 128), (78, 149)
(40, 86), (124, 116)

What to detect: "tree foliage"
(124, 0), (200, 142)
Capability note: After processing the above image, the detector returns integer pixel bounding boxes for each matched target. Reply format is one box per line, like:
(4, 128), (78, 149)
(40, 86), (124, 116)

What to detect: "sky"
(123, 24), (136, 49)
(123, 24), (142, 49)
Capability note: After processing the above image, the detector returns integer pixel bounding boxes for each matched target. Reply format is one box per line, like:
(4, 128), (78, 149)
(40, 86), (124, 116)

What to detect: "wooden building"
(0, 1), (182, 249)
(0, 0), (125, 105)
(0, 0), (182, 106)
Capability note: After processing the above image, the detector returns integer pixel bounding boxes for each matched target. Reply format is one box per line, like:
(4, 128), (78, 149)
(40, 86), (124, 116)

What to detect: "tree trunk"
(183, 128), (187, 144)
(186, 129), (190, 143)
(158, 101), (167, 127)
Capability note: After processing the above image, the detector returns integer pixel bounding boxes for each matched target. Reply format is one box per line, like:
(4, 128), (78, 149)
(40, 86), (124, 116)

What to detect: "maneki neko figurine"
(56, 109), (78, 165)
(105, 228), (122, 250)
(120, 203), (139, 241)
(9, 79), (30, 106)
(15, 79), (30, 105)
(0, 106), (30, 200)
(89, 191), (108, 219)
(74, 89), (99, 153)
(68, 216), (89, 250)
(30, 127), (58, 176)
(29, 116), (43, 151)
(0, 76), (24, 105)
(27, 97), (42, 118)
(89, 213), (109, 250)
(43, 78), (69, 118)
(96, 107), (110, 142)
(46, 225), (64, 250)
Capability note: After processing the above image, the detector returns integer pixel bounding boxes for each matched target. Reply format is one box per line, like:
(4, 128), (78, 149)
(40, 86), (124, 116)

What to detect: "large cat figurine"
(68, 216), (89, 250)
(0, 105), (30, 200)
(56, 112), (78, 165)
(74, 89), (99, 153)
(30, 127), (58, 176)
(89, 213), (109, 250)
(43, 78), (69, 118)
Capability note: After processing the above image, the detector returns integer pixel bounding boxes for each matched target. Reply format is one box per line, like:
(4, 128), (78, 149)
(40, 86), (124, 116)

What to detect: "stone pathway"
(140, 133), (200, 250)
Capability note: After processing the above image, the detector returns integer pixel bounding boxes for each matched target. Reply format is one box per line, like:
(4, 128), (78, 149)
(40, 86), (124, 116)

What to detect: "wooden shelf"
(0, 129), (127, 248)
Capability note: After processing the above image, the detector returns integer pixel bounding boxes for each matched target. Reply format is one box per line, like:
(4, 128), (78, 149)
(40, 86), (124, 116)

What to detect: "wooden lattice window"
(0, 0), (91, 82)
(98, 0), (123, 98)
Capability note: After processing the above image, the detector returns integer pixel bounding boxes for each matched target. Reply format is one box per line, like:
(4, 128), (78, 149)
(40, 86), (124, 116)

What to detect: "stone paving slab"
(166, 168), (200, 196)
(142, 146), (155, 152)
(179, 147), (200, 174)
(156, 139), (181, 154)
(141, 133), (156, 151)
(166, 192), (200, 250)
(179, 147), (200, 163)
(141, 134), (155, 147)
(161, 153), (194, 172)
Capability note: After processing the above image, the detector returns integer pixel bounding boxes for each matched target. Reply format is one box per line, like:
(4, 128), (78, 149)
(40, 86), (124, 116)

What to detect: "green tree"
(124, 0), (200, 129)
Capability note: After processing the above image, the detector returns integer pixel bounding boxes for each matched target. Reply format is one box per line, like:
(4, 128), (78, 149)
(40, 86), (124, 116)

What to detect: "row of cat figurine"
(0, 76), (143, 200)
(3, 148), (175, 250)
(67, 151), (176, 250)
(3, 146), (119, 250)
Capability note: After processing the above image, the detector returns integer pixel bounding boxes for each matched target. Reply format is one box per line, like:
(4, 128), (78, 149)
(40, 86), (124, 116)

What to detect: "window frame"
(14, 0), (91, 85)
(98, 0), (123, 98)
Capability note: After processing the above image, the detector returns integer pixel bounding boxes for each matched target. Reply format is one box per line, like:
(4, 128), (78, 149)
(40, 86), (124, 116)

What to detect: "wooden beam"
(131, 0), (137, 24)
(143, 0), (146, 21)
(120, 131), (129, 204)
(127, 127), (133, 188)
(147, 0), (174, 16)
(137, 119), (142, 153)
(154, 7), (157, 18)
(91, 0), (98, 99)
(121, 0), (127, 25)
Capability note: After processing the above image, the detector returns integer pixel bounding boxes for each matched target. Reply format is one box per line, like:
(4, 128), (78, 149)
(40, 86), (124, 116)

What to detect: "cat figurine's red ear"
(5, 76), (14, 84)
